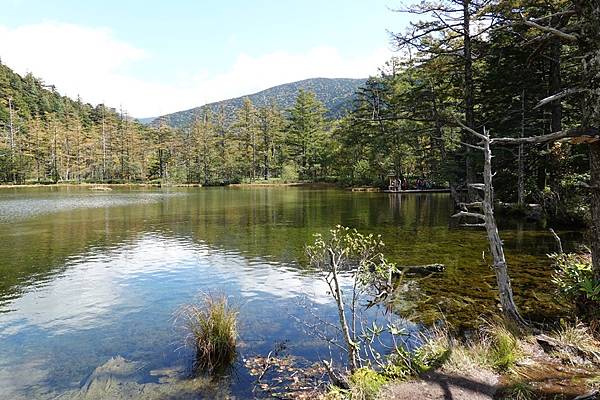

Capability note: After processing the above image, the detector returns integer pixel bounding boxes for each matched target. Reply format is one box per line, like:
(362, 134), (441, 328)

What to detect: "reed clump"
(177, 293), (238, 374)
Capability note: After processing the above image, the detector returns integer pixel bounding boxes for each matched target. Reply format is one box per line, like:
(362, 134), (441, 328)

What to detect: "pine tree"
(257, 104), (284, 180)
(286, 90), (328, 179)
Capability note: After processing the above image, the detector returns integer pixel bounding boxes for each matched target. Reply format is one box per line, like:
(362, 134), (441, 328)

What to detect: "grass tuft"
(486, 323), (521, 372)
(176, 293), (238, 374)
(552, 320), (600, 353)
(500, 381), (535, 400)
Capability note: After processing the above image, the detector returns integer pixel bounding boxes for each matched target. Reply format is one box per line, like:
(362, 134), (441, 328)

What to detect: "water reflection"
(0, 231), (355, 398)
(0, 187), (583, 398)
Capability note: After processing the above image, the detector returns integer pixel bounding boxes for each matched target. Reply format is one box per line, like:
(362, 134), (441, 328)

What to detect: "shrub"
(176, 293), (238, 374)
(551, 251), (599, 319)
(386, 334), (450, 377)
(306, 226), (399, 372)
(500, 381), (535, 400)
(349, 368), (388, 400)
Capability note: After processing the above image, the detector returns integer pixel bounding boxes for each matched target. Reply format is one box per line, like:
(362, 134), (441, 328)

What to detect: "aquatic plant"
(176, 293), (238, 374)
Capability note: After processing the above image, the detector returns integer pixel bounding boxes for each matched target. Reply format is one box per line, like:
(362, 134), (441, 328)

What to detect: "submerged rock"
(56, 356), (231, 400)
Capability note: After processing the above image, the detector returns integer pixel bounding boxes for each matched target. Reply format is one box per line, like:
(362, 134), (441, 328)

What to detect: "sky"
(0, 0), (411, 118)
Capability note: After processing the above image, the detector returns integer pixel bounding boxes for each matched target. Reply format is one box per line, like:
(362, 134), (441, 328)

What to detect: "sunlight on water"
(0, 186), (581, 398)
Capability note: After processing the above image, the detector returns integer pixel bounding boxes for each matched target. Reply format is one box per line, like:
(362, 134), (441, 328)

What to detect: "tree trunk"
(463, 0), (476, 199)
(550, 38), (562, 135)
(578, 0), (600, 283)
(327, 249), (358, 372)
(482, 129), (527, 325)
(518, 91), (525, 206)
(591, 142), (600, 283)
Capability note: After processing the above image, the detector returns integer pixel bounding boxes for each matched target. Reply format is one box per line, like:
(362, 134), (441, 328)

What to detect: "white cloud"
(0, 22), (393, 118)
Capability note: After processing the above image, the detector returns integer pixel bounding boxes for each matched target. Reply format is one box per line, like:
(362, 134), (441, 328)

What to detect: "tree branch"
(452, 211), (486, 220)
(533, 88), (587, 109)
(491, 127), (599, 145)
(520, 15), (578, 42)
(454, 118), (488, 142)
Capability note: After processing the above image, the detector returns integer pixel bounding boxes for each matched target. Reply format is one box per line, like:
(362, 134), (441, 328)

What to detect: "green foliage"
(386, 334), (450, 377)
(176, 294), (238, 374)
(500, 381), (535, 400)
(486, 324), (521, 372)
(551, 252), (600, 313)
(306, 226), (400, 372)
(348, 368), (388, 400)
(281, 163), (299, 183)
(352, 160), (373, 186)
(307, 225), (397, 287)
(286, 90), (330, 179)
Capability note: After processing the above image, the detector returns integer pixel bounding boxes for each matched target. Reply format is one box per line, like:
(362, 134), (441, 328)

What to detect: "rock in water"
(57, 356), (231, 400)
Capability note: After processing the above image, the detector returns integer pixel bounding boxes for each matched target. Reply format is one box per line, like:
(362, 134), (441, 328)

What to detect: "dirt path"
(378, 370), (498, 400)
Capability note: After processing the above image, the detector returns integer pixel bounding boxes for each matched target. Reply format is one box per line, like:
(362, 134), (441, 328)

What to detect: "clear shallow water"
(0, 186), (582, 398)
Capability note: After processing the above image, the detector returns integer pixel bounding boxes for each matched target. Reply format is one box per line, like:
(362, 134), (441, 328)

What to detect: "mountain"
(147, 77), (366, 129)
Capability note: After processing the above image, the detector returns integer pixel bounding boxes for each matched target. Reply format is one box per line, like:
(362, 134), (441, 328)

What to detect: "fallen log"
(401, 263), (446, 274)
(536, 334), (600, 366)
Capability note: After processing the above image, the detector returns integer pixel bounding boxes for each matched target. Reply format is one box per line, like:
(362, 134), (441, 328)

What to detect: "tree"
(392, 0), (495, 197)
(306, 226), (399, 372)
(149, 122), (175, 181)
(454, 124), (527, 325)
(191, 111), (218, 185)
(232, 98), (259, 181)
(490, 0), (600, 298)
(257, 104), (284, 180)
(287, 90), (328, 179)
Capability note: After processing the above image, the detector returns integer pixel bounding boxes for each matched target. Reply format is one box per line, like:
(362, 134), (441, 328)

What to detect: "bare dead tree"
(454, 123), (528, 326)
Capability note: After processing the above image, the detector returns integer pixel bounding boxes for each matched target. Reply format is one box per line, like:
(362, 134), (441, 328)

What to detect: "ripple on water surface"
(0, 231), (372, 399)
(0, 188), (580, 399)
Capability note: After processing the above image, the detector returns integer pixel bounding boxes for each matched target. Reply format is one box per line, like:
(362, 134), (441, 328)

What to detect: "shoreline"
(0, 182), (204, 189)
(0, 182), (340, 189)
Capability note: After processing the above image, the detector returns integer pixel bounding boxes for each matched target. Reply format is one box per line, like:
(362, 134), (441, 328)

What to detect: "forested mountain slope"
(148, 77), (365, 128)
(0, 62), (155, 183)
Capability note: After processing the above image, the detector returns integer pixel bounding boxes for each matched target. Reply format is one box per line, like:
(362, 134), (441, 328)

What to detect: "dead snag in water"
(453, 124), (528, 327)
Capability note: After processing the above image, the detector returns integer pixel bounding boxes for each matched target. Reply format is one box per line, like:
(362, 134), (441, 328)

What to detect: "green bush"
(551, 252), (599, 320)
(349, 368), (388, 400)
(386, 341), (450, 378)
(352, 159), (373, 186)
(500, 381), (535, 400)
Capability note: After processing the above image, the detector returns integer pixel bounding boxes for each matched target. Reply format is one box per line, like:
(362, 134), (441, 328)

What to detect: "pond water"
(0, 186), (582, 398)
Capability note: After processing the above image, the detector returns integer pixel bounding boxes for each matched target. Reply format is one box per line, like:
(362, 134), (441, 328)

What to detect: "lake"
(0, 186), (580, 398)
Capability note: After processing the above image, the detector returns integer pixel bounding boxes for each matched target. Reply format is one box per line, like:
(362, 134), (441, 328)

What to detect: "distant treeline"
(0, 0), (593, 226)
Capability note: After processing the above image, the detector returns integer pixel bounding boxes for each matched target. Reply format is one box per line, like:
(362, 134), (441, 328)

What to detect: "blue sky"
(0, 0), (411, 117)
